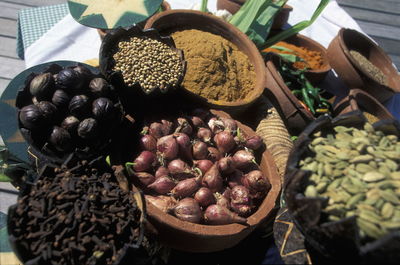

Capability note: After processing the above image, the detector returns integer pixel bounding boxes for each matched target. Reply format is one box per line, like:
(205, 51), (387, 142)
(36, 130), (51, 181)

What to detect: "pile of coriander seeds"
(112, 36), (183, 94)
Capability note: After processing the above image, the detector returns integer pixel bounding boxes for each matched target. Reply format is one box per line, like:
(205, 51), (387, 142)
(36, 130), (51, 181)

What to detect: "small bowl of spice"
(144, 9), (266, 115)
(327, 28), (400, 103)
(262, 34), (331, 84)
(333, 89), (395, 123)
(99, 26), (186, 97)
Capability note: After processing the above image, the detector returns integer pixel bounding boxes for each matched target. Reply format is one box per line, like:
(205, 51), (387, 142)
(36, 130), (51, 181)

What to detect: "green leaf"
(275, 53), (302, 63)
(200, 0), (209, 13)
(268, 45), (295, 53)
(262, 0), (330, 48)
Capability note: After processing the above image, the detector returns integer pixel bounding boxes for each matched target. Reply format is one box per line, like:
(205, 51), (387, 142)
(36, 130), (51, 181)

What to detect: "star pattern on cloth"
(70, 0), (150, 28)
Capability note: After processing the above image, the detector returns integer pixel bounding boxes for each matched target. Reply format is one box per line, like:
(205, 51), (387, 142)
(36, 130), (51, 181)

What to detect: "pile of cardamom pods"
(300, 123), (400, 240)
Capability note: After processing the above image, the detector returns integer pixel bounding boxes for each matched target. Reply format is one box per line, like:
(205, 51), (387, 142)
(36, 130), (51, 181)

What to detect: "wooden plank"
(357, 21), (400, 42)
(0, 56), (25, 79)
(0, 78), (11, 97)
(0, 18), (17, 38)
(0, 36), (18, 59)
(337, 0), (400, 15)
(339, 5), (400, 27)
(0, 0), (65, 7)
(0, 1), (27, 20)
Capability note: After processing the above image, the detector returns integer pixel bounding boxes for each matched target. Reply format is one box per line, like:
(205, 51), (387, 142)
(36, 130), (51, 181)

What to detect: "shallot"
(140, 135), (157, 152)
(133, 151), (156, 172)
(230, 185), (253, 217)
(227, 170), (243, 188)
(190, 116), (205, 129)
(242, 170), (271, 196)
(208, 117), (224, 134)
(172, 177), (201, 198)
(175, 117), (193, 135)
(133, 172), (155, 187)
(207, 147), (222, 162)
(193, 141), (208, 160)
(157, 135), (179, 160)
(168, 159), (193, 180)
(221, 117), (237, 133)
(214, 131), (236, 154)
(244, 135), (263, 150)
(204, 204), (247, 225)
(174, 133), (193, 161)
(218, 157), (236, 175)
(194, 187), (216, 208)
(145, 195), (176, 213)
(173, 198), (202, 224)
(161, 119), (174, 135)
(197, 128), (212, 143)
(233, 150), (256, 169)
(215, 192), (230, 209)
(149, 122), (164, 139)
(202, 164), (223, 193)
(193, 160), (214, 175)
(147, 176), (176, 194)
(155, 166), (169, 179)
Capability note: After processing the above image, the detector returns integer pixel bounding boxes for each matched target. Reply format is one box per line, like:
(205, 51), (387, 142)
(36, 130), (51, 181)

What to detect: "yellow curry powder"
(171, 29), (256, 102)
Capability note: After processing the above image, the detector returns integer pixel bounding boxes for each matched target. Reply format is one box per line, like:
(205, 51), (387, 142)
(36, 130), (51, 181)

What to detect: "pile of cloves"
(8, 161), (149, 265)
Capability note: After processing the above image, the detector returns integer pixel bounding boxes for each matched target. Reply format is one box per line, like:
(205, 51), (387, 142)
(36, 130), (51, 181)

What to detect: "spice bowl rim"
(144, 9), (267, 113)
(138, 109), (281, 253)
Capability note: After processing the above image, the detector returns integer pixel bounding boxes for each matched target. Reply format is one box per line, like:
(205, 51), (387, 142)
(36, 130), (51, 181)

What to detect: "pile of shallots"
(127, 109), (271, 225)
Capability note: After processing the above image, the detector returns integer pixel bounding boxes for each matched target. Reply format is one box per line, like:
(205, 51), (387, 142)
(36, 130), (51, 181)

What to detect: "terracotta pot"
(97, 1), (171, 40)
(333, 89), (394, 121)
(144, 9), (266, 115)
(136, 110), (281, 253)
(327, 28), (400, 103)
(216, 0), (293, 30)
(264, 53), (315, 135)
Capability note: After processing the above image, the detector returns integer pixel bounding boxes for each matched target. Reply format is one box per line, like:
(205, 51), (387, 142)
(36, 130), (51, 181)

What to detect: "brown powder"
(350, 50), (388, 86)
(171, 29), (256, 102)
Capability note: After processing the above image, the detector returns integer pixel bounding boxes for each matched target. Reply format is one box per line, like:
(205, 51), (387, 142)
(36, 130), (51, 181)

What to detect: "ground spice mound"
(263, 41), (324, 70)
(171, 29), (256, 102)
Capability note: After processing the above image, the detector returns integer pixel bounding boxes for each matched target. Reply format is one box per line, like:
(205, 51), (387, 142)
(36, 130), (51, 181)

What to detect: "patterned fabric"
(16, 4), (69, 59)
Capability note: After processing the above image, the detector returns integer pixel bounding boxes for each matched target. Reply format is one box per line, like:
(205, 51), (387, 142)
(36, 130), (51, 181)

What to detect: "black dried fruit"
(37, 101), (57, 124)
(29, 73), (55, 101)
(92, 97), (116, 122)
(69, 95), (90, 118)
(48, 126), (72, 152)
(52, 89), (70, 108)
(78, 118), (98, 139)
(73, 65), (93, 82)
(19, 104), (43, 129)
(61, 116), (80, 134)
(89, 78), (110, 97)
(55, 68), (83, 92)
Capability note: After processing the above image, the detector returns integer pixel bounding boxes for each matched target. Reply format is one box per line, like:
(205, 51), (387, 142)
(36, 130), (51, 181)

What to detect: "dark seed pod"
(89, 78), (110, 97)
(29, 73), (55, 101)
(55, 68), (82, 92)
(37, 101), (57, 124)
(19, 104), (43, 129)
(92, 97), (116, 122)
(48, 126), (72, 152)
(73, 65), (93, 86)
(61, 116), (80, 134)
(77, 118), (98, 139)
(51, 89), (70, 108)
(69, 95), (90, 118)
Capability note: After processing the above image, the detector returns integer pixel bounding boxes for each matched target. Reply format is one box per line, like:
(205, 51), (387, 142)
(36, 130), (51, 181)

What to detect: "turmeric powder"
(263, 41), (324, 70)
(171, 29), (256, 102)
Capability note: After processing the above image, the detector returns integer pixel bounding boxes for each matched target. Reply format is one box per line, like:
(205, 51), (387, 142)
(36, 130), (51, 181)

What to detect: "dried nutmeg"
(48, 126), (72, 152)
(89, 78), (110, 98)
(92, 97), (116, 122)
(69, 95), (90, 118)
(77, 118), (98, 139)
(29, 73), (55, 101)
(19, 104), (43, 129)
(61, 116), (80, 134)
(72, 65), (93, 85)
(52, 89), (70, 108)
(37, 101), (57, 124)
(55, 68), (82, 92)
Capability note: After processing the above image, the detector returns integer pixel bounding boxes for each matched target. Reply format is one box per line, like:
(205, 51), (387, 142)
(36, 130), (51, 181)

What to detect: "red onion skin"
(242, 170), (271, 199)
(244, 135), (263, 150)
(173, 198), (202, 224)
(207, 147), (222, 162)
(231, 185), (252, 205)
(230, 203), (252, 217)
(221, 117), (238, 133)
(140, 135), (157, 152)
(202, 164), (223, 193)
(218, 157), (236, 175)
(194, 187), (216, 208)
(228, 170), (243, 188)
(208, 117), (225, 134)
(133, 172), (155, 188)
(145, 195), (177, 213)
(193, 160), (214, 175)
(168, 159), (193, 180)
(214, 131), (236, 154)
(172, 177), (201, 198)
(204, 204), (247, 225)
(133, 151), (156, 172)
(215, 193), (230, 209)
(149, 122), (164, 139)
(157, 135), (179, 161)
(175, 118), (193, 135)
(190, 116), (205, 129)
(147, 176), (176, 195)
(232, 150), (256, 169)
(174, 133), (193, 161)
(222, 187), (231, 199)
(197, 128), (213, 143)
(161, 119), (174, 136)
(155, 166), (169, 179)
(193, 141), (208, 160)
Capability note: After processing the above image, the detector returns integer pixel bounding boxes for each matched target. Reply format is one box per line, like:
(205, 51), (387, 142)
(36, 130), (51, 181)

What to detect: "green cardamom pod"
(346, 193), (365, 209)
(362, 172), (386, 182)
(379, 189), (400, 205)
(358, 209), (383, 224)
(381, 202), (394, 219)
(350, 155), (374, 164)
(305, 185), (318, 198)
(357, 218), (384, 239)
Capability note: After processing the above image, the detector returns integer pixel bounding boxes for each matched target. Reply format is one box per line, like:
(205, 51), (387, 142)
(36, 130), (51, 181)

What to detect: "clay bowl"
(124, 109), (281, 253)
(327, 28), (400, 103)
(264, 53), (316, 135)
(282, 34), (331, 85)
(216, 0), (293, 30)
(144, 9), (266, 115)
(97, 0), (171, 40)
(333, 88), (394, 121)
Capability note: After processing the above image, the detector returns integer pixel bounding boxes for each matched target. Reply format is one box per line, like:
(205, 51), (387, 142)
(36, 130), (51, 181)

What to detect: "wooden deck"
(0, 0), (399, 95)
